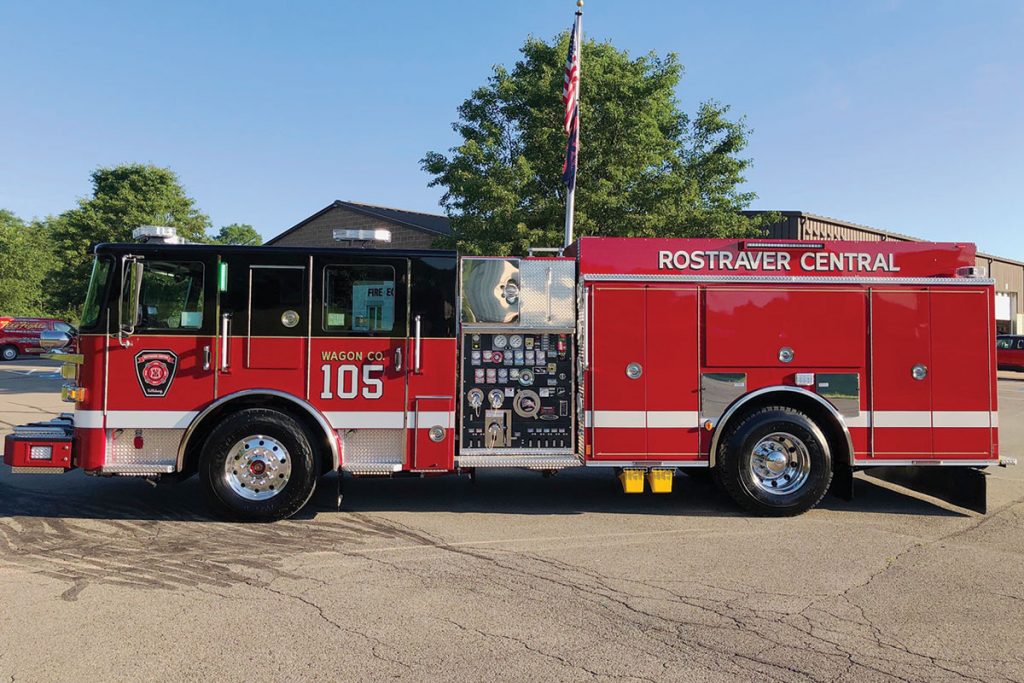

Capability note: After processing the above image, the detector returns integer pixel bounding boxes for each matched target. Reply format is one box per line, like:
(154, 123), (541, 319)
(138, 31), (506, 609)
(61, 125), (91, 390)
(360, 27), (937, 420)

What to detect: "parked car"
(0, 318), (76, 361)
(997, 334), (1024, 371)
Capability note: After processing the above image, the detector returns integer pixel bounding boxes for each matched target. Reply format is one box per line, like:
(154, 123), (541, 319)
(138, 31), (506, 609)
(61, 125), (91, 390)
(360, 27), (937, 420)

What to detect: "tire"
(714, 406), (832, 517)
(199, 408), (319, 522)
(1, 345), (17, 361)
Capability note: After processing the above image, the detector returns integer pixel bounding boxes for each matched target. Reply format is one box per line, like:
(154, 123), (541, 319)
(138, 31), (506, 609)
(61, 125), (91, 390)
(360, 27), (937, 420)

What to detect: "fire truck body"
(3, 234), (1003, 519)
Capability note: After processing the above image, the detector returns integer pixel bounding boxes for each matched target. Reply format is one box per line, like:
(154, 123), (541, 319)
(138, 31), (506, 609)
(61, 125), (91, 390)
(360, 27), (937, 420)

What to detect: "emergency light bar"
(742, 241), (826, 250)
(132, 226), (186, 244)
(333, 228), (392, 243)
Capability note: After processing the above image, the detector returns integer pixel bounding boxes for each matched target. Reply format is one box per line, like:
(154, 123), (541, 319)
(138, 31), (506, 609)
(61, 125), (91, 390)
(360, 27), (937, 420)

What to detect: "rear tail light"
(29, 445), (53, 460)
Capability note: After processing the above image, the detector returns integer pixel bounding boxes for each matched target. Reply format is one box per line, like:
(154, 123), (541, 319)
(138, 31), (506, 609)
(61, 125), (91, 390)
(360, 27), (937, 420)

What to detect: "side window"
(53, 322), (72, 333)
(1017, 339), (1024, 350)
(249, 267), (306, 336)
(997, 338), (1012, 350)
(324, 264), (404, 336)
(129, 261), (205, 330)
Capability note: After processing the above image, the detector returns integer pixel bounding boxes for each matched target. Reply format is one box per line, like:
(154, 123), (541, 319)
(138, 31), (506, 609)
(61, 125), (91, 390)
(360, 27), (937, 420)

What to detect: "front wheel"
(715, 406), (832, 516)
(1, 345), (17, 361)
(199, 408), (318, 521)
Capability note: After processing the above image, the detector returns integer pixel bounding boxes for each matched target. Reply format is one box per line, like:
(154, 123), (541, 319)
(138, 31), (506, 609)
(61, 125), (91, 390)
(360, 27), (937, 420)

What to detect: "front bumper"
(2, 414), (75, 472)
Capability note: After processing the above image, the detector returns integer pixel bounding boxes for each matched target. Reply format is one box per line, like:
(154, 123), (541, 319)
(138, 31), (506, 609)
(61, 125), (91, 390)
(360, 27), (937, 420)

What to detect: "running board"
(862, 466), (987, 514)
(456, 454), (582, 470)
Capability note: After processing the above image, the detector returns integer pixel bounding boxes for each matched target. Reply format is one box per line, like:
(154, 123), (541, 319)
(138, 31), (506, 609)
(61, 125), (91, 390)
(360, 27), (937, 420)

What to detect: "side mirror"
(119, 257), (145, 337)
(39, 330), (72, 350)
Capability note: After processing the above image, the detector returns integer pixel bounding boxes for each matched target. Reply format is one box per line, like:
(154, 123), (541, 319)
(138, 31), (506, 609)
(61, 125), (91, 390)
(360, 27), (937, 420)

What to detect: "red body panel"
(42, 237), (997, 482)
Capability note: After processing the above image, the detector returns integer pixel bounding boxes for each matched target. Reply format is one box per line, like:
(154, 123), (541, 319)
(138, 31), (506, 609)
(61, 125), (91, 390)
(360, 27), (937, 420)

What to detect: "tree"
(0, 211), (56, 317)
(211, 223), (262, 246)
(46, 164), (211, 317)
(422, 34), (773, 255)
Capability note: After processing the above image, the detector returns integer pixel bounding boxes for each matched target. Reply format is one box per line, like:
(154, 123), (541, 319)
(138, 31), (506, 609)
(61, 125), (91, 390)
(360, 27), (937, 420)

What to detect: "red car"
(997, 335), (1024, 370)
(0, 318), (76, 361)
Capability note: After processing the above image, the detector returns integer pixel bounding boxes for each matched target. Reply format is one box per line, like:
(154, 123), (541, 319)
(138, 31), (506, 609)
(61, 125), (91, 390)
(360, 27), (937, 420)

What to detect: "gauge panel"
(461, 332), (574, 451)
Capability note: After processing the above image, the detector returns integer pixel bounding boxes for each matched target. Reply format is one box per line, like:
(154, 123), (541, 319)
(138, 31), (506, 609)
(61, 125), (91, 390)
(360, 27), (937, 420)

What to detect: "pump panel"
(459, 332), (574, 453)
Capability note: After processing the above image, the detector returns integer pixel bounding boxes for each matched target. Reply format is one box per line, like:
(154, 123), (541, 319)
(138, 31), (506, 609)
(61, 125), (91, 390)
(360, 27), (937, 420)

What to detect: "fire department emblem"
(134, 350), (178, 398)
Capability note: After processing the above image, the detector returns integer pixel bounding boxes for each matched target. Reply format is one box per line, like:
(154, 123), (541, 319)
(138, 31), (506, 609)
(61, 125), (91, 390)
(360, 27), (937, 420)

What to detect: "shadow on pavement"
(0, 466), (963, 522)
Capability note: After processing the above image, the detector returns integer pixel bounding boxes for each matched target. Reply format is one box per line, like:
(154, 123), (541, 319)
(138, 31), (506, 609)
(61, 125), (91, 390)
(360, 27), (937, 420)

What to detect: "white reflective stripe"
(845, 413), (869, 428)
(933, 411), (993, 428)
(412, 411), (455, 429)
(844, 411), (996, 429)
(592, 411), (646, 428)
(325, 411), (405, 429)
(74, 410), (104, 429)
(105, 411), (198, 429)
(590, 410), (698, 428)
(646, 411), (699, 428)
(872, 411), (931, 428)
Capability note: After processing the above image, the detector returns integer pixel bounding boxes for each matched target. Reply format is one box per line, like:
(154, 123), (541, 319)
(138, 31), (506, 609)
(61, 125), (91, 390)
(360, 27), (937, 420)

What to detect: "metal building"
(748, 211), (1023, 334)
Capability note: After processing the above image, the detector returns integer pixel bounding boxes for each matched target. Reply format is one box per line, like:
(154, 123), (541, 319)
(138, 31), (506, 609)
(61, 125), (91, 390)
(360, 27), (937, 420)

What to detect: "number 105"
(319, 363), (384, 400)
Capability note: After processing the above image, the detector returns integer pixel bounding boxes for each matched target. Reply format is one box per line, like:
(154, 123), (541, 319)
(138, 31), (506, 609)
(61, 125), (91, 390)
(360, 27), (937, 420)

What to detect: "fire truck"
(3, 228), (1011, 520)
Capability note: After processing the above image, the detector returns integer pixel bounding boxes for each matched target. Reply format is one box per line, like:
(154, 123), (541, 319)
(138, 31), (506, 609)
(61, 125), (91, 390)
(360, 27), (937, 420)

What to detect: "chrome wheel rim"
(2, 348), (15, 360)
(223, 435), (291, 501)
(749, 431), (810, 496)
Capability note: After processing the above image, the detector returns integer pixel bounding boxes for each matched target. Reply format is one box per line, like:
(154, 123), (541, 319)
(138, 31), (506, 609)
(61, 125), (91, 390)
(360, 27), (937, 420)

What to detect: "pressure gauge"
(518, 369), (534, 386)
(509, 335), (524, 349)
(493, 334), (508, 349)
(488, 389), (505, 409)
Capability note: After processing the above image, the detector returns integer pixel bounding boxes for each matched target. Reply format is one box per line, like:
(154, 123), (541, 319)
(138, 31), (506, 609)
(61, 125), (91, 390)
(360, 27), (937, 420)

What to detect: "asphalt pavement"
(1, 358), (1022, 682)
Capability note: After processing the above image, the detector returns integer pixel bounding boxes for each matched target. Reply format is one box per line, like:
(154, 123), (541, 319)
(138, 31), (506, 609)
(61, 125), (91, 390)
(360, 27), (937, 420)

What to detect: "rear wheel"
(1, 345), (17, 361)
(715, 406), (832, 516)
(199, 408), (318, 521)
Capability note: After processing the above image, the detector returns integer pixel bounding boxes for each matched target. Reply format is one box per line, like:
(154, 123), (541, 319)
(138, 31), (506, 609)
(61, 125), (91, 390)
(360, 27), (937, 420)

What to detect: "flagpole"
(563, 0), (582, 251)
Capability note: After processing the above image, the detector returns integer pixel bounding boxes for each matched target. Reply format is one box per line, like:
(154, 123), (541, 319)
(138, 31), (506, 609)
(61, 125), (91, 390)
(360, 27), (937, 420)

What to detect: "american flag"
(562, 13), (581, 190)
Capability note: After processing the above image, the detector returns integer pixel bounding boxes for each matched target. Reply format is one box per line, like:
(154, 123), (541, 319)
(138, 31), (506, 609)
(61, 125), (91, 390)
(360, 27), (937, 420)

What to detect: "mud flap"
(863, 466), (987, 514)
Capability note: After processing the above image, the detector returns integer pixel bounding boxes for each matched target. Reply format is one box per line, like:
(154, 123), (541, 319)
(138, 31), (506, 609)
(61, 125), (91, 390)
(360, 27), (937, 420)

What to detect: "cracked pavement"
(1, 360), (1023, 682)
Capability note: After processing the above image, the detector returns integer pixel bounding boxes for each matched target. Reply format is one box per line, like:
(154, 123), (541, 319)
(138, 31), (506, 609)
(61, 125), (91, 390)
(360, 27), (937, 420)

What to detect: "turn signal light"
(60, 385), (86, 403)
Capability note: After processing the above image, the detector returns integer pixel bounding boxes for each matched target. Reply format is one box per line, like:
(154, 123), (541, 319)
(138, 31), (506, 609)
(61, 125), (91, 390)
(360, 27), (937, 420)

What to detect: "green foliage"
(46, 164), (211, 317)
(423, 33), (773, 255)
(0, 210), (56, 317)
(211, 223), (263, 246)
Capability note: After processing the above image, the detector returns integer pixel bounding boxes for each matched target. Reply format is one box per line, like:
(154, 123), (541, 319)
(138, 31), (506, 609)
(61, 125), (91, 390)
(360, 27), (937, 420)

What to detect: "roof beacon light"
(333, 228), (392, 243)
(956, 266), (986, 278)
(132, 226), (186, 244)
(743, 241), (825, 251)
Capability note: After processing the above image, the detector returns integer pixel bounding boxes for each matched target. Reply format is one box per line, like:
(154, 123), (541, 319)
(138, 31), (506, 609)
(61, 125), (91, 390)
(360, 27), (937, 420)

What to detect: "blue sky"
(1, 1), (1021, 257)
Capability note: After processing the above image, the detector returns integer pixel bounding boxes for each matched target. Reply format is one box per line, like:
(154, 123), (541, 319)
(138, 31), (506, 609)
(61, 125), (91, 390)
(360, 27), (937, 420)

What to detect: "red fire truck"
(3, 230), (1011, 520)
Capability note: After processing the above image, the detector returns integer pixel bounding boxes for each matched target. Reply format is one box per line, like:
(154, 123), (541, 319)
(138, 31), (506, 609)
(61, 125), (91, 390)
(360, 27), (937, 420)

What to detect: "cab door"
(104, 254), (217, 469)
(310, 255), (410, 467)
(217, 257), (310, 398)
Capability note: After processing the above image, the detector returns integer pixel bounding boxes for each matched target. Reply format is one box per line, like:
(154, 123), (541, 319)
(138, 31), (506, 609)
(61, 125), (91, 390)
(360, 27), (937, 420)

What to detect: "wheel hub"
(224, 435), (291, 501)
(749, 431), (811, 496)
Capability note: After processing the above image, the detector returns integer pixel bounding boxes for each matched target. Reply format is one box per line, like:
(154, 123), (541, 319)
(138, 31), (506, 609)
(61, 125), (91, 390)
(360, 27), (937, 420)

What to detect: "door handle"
(394, 346), (402, 372)
(413, 315), (422, 373)
(220, 313), (231, 370)
(203, 345), (211, 371)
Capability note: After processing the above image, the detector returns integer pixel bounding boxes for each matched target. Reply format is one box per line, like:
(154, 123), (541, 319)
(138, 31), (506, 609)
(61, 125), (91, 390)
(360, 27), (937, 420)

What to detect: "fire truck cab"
(3, 232), (1007, 520)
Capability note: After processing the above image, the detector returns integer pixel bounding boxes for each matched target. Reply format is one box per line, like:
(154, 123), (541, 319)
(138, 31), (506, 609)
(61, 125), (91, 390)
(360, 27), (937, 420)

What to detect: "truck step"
(456, 454), (582, 469)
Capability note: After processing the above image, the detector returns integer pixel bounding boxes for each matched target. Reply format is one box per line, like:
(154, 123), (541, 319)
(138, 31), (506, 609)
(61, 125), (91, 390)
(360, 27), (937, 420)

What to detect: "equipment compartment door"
(870, 289), (932, 457)
(645, 286), (700, 460)
(590, 286), (647, 458)
(930, 288), (995, 458)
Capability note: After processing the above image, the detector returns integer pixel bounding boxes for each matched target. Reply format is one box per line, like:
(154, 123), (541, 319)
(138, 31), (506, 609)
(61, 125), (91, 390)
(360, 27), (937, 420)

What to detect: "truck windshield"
(80, 256), (112, 329)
